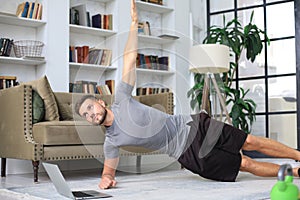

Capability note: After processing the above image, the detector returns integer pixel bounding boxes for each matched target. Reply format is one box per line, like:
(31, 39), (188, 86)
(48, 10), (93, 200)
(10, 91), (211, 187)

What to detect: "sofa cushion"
(32, 90), (45, 124)
(23, 75), (59, 121)
(33, 121), (106, 145)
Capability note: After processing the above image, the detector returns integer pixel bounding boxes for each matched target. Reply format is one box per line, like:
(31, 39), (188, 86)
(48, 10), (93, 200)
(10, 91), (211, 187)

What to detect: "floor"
(0, 161), (181, 190)
(1, 159), (300, 200)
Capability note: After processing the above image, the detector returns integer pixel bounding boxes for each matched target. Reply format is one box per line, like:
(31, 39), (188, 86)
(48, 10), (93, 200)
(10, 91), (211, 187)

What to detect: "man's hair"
(75, 95), (99, 116)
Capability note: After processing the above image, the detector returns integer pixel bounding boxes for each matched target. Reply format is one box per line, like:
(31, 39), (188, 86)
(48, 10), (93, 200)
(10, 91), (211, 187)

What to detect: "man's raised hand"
(131, 0), (138, 24)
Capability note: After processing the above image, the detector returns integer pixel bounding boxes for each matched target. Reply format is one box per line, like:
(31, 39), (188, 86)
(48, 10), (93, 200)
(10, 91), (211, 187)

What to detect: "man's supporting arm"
(99, 157), (119, 189)
(122, 0), (138, 87)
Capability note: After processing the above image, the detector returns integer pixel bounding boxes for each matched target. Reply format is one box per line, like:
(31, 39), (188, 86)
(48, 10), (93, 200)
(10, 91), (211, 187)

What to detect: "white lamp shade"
(189, 44), (230, 74)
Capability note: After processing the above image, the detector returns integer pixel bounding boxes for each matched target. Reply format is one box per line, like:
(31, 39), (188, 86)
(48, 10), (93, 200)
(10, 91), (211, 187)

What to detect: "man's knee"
(242, 134), (259, 150)
(240, 156), (253, 171)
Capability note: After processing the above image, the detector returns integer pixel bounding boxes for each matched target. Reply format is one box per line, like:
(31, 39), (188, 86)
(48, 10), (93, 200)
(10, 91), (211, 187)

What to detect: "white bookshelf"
(0, 56), (46, 65)
(138, 34), (177, 44)
(69, 24), (117, 37)
(136, 68), (175, 76)
(69, 62), (117, 71)
(0, 14), (46, 27)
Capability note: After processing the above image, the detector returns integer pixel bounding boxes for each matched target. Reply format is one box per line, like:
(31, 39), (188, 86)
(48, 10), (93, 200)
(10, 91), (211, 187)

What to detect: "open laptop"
(42, 162), (112, 199)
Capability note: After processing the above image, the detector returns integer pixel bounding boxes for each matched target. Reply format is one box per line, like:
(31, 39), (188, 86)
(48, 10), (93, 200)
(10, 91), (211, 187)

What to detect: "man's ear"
(97, 99), (106, 107)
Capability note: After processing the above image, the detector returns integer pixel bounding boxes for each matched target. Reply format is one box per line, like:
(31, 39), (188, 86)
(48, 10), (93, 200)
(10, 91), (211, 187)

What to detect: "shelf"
(0, 13), (46, 27)
(69, 62), (117, 71)
(136, 1), (173, 14)
(0, 56), (46, 65)
(138, 35), (177, 44)
(90, 0), (113, 2)
(69, 24), (117, 37)
(136, 68), (175, 76)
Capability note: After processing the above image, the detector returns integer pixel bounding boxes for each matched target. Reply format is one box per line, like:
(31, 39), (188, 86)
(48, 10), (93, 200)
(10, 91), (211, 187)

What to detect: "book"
(32, 2), (39, 19)
(16, 2), (26, 17)
(27, 2), (34, 18)
(72, 4), (88, 26)
(82, 46), (89, 64)
(36, 3), (43, 20)
(105, 80), (115, 95)
(92, 14), (101, 28)
(21, 2), (30, 18)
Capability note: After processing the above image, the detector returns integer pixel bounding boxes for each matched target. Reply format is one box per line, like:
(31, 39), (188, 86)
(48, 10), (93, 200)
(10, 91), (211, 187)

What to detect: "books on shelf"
(141, 0), (163, 5)
(69, 79), (114, 95)
(0, 38), (14, 57)
(70, 46), (112, 66)
(92, 14), (113, 30)
(136, 87), (170, 96)
(70, 4), (113, 30)
(16, 1), (43, 20)
(0, 76), (18, 89)
(138, 21), (151, 36)
(136, 53), (169, 71)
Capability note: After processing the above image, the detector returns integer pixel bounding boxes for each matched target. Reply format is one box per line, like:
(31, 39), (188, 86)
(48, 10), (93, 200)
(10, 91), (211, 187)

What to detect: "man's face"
(79, 98), (107, 125)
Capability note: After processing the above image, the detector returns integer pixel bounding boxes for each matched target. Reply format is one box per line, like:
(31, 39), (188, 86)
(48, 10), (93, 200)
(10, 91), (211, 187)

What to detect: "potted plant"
(188, 11), (269, 134)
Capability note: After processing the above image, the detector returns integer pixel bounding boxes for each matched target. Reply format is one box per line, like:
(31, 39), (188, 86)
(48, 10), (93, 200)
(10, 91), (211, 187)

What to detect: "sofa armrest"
(0, 85), (42, 160)
(136, 92), (174, 115)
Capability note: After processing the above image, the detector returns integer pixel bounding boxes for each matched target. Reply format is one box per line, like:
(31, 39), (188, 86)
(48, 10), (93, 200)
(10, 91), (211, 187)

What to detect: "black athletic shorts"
(177, 112), (248, 182)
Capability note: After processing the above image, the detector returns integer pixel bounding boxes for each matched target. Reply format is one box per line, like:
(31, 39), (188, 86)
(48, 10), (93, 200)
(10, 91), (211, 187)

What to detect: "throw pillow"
(23, 75), (59, 121)
(32, 90), (45, 123)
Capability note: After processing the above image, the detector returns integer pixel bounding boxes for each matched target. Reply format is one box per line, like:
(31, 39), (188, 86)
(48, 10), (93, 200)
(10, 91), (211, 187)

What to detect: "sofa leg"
(32, 161), (40, 183)
(1, 158), (6, 177)
(136, 155), (141, 174)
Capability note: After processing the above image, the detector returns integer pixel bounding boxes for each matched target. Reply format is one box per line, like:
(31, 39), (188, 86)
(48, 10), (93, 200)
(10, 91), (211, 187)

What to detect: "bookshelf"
(0, 1), (48, 84)
(69, 24), (116, 37)
(69, 0), (118, 94)
(0, 13), (46, 27)
(136, 0), (178, 97)
(0, 56), (46, 66)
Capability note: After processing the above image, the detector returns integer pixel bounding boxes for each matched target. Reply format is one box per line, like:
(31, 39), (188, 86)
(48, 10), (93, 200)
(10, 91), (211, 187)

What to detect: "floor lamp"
(189, 44), (232, 124)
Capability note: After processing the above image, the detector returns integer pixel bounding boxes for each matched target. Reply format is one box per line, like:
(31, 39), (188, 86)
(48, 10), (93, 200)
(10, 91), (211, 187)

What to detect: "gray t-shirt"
(104, 81), (192, 159)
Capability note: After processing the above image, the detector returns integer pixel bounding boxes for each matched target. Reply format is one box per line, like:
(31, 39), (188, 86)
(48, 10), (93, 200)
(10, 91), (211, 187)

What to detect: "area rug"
(0, 189), (44, 200)
(7, 168), (292, 200)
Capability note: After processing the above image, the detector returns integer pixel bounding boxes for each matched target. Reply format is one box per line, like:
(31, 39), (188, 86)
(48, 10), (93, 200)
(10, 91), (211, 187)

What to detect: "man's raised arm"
(122, 0), (138, 87)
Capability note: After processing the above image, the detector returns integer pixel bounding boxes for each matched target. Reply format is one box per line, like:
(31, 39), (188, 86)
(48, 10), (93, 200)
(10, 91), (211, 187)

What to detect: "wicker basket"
(13, 40), (44, 58)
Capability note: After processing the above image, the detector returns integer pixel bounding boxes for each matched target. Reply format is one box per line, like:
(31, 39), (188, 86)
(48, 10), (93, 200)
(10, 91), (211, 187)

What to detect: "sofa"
(0, 76), (174, 182)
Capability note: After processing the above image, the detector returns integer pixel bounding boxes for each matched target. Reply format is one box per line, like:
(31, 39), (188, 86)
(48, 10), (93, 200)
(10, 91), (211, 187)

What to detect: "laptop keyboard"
(72, 191), (93, 197)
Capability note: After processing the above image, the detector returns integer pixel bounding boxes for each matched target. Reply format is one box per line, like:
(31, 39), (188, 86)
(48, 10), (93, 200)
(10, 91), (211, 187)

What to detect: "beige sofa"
(0, 78), (174, 182)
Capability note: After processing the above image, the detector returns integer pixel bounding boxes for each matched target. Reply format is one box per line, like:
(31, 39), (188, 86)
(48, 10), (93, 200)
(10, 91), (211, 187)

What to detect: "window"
(207, 0), (297, 149)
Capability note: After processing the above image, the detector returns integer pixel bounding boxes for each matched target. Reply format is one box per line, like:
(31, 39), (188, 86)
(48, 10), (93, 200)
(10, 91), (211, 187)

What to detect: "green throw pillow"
(32, 90), (45, 124)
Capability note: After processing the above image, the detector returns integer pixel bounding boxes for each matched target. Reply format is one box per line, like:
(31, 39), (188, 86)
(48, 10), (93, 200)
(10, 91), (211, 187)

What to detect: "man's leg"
(240, 134), (300, 177)
(242, 134), (300, 161)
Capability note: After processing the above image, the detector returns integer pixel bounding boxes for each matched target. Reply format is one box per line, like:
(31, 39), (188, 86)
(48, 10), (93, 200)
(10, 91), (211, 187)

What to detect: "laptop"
(42, 162), (112, 199)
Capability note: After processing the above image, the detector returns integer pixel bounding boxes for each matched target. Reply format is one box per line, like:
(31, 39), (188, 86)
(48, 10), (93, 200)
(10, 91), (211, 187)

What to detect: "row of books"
(92, 14), (113, 30)
(70, 4), (113, 30)
(141, 0), (163, 5)
(0, 76), (18, 90)
(69, 80), (114, 95)
(136, 87), (170, 96)
(69, 46), (112, 66)
(0, 38), (13, 57)
(16, 1), (43, 20)
(136, 53), (169, 71)
(138, 21), (151, 36)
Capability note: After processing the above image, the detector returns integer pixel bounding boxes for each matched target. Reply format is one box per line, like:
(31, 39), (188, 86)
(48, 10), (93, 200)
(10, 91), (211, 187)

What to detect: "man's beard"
(98, 107), (108, 125)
